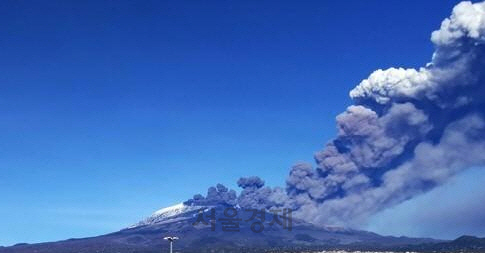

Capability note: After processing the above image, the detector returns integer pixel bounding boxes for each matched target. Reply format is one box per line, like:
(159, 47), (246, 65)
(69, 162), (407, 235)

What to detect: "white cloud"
(431, 1), (485, 46)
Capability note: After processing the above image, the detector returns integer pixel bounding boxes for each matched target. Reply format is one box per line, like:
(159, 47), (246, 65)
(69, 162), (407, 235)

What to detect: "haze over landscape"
(1, 0), (485, 250)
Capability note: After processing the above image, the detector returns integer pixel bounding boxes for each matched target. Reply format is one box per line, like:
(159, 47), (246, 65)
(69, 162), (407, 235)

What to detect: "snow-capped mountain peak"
(152, 203), (188, 217)
(129, 203), (206, 228)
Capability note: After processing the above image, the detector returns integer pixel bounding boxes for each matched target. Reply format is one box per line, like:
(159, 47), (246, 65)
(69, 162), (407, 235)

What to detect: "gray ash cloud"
(185, 1), (485, 227)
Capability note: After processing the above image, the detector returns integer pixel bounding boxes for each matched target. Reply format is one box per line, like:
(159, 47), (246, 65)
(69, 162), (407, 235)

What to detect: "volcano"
(0, 202), (441, 253)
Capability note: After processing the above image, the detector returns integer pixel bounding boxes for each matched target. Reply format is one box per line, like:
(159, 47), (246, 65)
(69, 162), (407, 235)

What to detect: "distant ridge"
(424, 235), (485, 252)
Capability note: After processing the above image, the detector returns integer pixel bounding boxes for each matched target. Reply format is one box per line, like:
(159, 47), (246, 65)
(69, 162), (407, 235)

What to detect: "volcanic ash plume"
(187, 1), (485, 227)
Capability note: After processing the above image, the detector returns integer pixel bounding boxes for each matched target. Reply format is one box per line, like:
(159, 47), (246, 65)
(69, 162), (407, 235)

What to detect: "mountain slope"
(0, 203), (442, 253)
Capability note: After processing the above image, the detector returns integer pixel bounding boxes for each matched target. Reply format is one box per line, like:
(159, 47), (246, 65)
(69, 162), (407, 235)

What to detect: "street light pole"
(163, 236), (179, 253)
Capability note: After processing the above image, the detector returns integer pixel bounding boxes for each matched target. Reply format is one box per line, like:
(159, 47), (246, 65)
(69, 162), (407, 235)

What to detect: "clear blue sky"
(0, 0), (474, 246)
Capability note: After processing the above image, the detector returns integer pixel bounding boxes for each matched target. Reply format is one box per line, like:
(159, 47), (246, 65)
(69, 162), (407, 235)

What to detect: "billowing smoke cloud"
(237, 176), (288, 209)
(184, 183), (237, 206)
(186, 1), (485, 227)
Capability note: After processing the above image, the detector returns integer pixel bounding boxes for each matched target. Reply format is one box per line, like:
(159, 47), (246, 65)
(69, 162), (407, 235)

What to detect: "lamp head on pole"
(163, 236), (179, 242)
